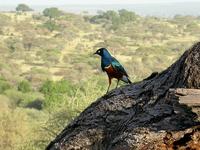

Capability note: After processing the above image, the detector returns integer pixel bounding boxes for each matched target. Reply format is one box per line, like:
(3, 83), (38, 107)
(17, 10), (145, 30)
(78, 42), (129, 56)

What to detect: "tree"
(43, 7), (63, 20)
(118, 9), (136, 23)
(47, 42), (200, 149)
(16, 4), (33, 12)
(90, 10), (119, 25)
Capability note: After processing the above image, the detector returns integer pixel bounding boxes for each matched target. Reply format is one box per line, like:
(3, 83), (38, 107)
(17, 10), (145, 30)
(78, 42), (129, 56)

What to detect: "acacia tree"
(43, 8), (63, 20)
(16, 4), (33, 12)
(118, 9), (136, 23)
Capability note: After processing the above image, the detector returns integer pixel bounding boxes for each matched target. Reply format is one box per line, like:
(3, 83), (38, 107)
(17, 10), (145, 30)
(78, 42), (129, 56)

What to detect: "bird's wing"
(111, 57), (129, 77)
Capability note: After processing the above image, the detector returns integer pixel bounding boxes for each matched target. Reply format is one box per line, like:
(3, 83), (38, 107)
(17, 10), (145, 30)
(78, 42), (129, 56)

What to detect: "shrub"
(18, 80), (31, 93)
(0, 79), (11, 94)
(43, 20), (60, 32)
(4, 89), (43, 108)
(5, 37), (23, 53)
(40, 80), (75, 110)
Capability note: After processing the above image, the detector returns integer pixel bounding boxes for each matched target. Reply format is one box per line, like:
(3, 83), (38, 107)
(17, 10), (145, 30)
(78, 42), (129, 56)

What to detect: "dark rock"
(47, 42), (200, 150)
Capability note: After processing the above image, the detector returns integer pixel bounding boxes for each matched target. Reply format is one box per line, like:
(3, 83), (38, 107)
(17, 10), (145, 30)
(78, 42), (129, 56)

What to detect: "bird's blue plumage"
(111, 57), (128, 77)
(100, 49), (113, 71)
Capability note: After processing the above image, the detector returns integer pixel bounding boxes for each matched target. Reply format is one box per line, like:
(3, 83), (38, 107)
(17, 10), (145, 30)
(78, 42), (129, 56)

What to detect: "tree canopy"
(43, 7), (63, 19)
(90, 9), (137, 30)
(16, 4), (33, 12)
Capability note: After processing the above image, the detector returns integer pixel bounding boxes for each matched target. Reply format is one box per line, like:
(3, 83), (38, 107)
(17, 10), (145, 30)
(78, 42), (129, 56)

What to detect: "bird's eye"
(98, 50), (100, 53)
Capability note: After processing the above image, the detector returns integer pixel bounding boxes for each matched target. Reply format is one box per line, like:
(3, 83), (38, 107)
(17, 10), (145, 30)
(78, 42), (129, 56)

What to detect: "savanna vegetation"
(0, 4), (200, 149)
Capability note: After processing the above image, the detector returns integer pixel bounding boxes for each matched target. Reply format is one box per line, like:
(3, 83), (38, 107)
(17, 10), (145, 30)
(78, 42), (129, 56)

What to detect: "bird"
(94, 48), (132, 93)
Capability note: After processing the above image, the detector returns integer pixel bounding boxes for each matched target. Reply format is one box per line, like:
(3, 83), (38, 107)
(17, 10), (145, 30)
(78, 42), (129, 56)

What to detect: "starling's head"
(94, 48), (109, 57)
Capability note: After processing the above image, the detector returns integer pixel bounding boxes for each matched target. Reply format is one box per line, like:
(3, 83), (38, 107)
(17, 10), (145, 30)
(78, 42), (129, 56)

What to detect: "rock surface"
(47, 42), (200, 150)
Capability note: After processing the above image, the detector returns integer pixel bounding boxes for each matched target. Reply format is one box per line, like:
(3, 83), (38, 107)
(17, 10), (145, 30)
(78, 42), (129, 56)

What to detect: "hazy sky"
(1, 0), (200, 5)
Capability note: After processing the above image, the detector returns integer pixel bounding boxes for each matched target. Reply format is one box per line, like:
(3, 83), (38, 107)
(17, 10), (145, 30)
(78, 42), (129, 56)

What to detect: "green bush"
(40, 80), (75, 110)
(0, 80), (11, 94)
(5, 37), (24, 53)
(4, 89), (43, 108)
(18, 80), (32, 93)
(43, 20), (61, 32)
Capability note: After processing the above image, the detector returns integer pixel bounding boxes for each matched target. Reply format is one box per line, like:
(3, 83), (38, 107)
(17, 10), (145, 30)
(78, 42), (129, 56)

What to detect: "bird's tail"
(121, 75), (132, 84)
(127, 78), (132, 84)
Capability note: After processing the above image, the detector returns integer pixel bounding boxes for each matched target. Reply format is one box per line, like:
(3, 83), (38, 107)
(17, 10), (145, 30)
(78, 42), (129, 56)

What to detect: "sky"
(1, 0), (200, 5)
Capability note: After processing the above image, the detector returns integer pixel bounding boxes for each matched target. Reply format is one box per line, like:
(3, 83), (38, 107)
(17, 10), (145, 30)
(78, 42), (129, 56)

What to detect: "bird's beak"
(94, 52), (97, 55)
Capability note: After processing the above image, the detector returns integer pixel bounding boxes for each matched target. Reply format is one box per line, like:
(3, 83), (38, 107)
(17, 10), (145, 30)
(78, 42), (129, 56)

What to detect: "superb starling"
(94, 48), (132, 93)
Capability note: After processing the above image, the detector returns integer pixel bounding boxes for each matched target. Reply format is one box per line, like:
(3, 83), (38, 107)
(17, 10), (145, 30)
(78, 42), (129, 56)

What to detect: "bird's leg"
(115, 79), (119, 89)
(106, 77), (111, 93)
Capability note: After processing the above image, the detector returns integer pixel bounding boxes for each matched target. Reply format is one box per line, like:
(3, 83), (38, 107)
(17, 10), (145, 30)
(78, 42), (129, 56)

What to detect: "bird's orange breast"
(104, 65), (115, 73)
(104, 65), (122, 79)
